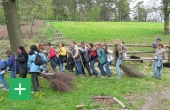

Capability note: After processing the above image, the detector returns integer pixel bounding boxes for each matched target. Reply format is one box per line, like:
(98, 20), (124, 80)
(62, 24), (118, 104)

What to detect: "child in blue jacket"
(28, 45), (48, 93)
(3, 50), (16, 78)
(0, 58), (8, 90)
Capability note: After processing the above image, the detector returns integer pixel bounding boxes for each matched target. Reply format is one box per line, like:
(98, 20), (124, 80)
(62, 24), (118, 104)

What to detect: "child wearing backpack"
(88, 43), (99, 77)
(96, 42), (107, 77)
(58, 43), (67, 72)
(0, 59), (8, 91)
(27, 45), (48, 93)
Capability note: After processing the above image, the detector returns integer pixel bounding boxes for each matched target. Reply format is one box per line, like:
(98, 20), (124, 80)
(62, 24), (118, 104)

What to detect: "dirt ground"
(140, 86), (170, 110)
(126, 86), (170, 110)
(0, 21), (45, 39)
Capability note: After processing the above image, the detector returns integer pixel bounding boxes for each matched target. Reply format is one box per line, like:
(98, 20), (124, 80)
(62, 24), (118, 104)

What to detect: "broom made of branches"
(120, 64), (145, 78)
(40, 72), (75, 92)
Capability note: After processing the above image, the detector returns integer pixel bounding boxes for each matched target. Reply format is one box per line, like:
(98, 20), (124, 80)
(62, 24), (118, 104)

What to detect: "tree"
(2, 0), (24, 54)
(133, 1), (148, 22)
(115, 0), (130, 21)
(163, 0), (170, 34)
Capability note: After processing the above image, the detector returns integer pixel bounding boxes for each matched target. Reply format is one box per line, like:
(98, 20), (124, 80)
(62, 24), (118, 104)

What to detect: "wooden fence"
(39, 28), (170, 62)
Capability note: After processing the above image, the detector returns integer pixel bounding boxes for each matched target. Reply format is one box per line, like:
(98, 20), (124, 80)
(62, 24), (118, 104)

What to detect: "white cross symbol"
(14, 83), (26, 95)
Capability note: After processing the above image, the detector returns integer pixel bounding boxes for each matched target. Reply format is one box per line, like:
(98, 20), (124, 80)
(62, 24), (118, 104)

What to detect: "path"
(140, 86), (170, 110)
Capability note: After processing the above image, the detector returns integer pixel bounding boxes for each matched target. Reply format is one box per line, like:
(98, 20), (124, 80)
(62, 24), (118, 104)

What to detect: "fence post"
(168, 41), (170, 62)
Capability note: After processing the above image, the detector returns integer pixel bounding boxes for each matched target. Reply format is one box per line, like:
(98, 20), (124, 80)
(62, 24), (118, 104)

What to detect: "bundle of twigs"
(120, 64), (145, 78)
(40, 72), (75, 92)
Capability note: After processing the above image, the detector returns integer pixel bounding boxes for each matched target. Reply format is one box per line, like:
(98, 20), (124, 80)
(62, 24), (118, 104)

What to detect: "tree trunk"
(2, 0), (24, 54)
(164, 13), (169, 34)
(163, 0), (170, 35)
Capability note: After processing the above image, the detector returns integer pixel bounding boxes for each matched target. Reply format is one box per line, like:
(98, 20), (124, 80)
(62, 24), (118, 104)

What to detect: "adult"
(113, 39), (127, 78)
(96, 42), (107, 77)
(79, 42), (92, 76)
(47, 43), (58, 72)
(70, 41), (83, 76)
(27, 45), (48, 93)
(16, 46), (28, 78)
(103, 44), (114, 77)
(154, 43), (166, 79)
(152, 38), (162, 49)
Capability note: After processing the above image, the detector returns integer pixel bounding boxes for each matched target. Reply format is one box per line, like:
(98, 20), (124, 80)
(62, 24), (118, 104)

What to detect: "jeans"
(82, 62), (92, 76)
(50, 57), (58, 72)
(31, 72), (39, 92)
(154, 60), (162, 78)
(43, 63), (48, 73)
(75, 61), (82, 75)
(10, 71), (15, 78)
(59, 63), (64, 72)
(90, 59), (99, 76)
(98, 62), (106, 76)
(116, 58), (122, 78)
(0, 73), (7, 89)
(105, 61), (112, 76)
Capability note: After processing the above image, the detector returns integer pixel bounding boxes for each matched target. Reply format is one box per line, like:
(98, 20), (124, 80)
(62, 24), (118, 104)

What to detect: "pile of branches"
(120, 64), (145, 78)
(40, 72), (75, 92)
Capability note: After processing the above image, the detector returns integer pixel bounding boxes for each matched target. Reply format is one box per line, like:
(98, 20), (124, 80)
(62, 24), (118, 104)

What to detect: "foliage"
(16, 0), (54, 21)
(0, 5), (5, 24)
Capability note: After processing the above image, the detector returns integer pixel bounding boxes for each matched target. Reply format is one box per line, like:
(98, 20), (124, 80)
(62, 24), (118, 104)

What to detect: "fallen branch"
(91, 96), (113, 99)
(113, 97), (126, 108)
(76, 105), (87, 109)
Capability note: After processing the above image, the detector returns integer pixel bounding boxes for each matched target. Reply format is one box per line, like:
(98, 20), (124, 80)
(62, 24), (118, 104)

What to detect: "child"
(70, 41), (83, 76)
(39, 45), (49, 73)
(58, 43), (67, 72)
(103, 44), (113, 77)
(96, 42), (107, 76)
(113, 39), (127, 78)
(27, 45), (48, 93)
(0, 59), (8, 90)
(154, 43), (165, 79)
(88, 43), (99, 77)
(47, 43), (58, 72)
(3, 50), (16, 78)
(16, 46), (28, 78)
(79, 42), (92, 76)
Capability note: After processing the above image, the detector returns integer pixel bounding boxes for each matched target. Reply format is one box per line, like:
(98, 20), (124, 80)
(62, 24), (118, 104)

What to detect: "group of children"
(0, 38), (166, 92)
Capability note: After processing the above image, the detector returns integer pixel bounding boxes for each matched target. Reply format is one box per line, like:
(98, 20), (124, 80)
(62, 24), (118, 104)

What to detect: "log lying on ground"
(76, 105), (87, 109)
(113, 97), (126, 108)
(91, 96), (113, 99)
(40, 72), (74, 92)
(120, 64), (145, 78)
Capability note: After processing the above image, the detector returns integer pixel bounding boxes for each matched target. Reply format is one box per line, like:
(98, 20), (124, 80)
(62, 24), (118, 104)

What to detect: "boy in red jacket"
(47, 43), (58, 72)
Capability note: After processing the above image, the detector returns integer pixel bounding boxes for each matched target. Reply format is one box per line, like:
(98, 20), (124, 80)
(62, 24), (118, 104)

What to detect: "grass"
(0, 22), (170, 110)
(48, 22), (170, 44)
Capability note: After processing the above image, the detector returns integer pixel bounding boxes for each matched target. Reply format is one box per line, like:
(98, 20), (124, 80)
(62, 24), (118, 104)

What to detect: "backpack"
(88, 49), (98, 61)
(34, 53), (44, 66)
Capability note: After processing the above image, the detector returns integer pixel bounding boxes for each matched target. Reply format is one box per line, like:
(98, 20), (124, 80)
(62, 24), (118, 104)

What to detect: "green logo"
(9, 78), (31, 100)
